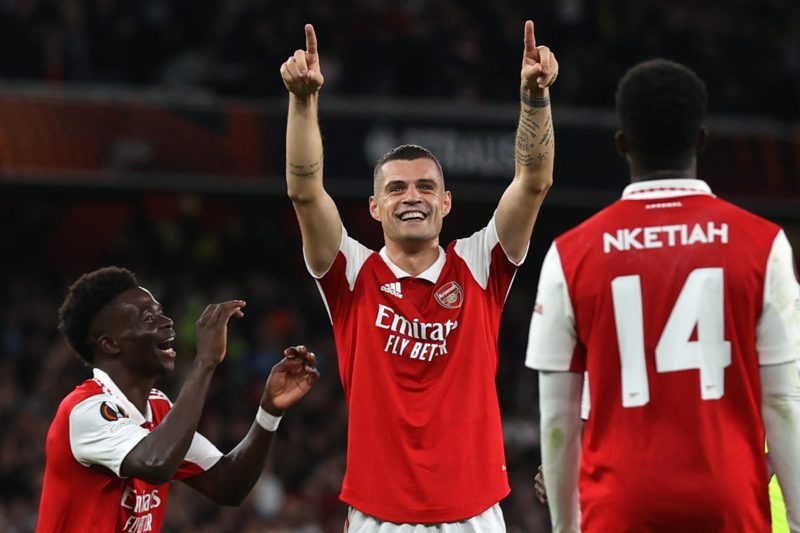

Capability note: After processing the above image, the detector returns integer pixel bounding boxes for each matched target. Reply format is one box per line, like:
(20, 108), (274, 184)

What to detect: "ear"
(368, 195), (381, 221)
(442, 190), (452, 217)
(614, 130), (628, 157)
(696, 126), (708, 154)
(96, 335), (121, 356)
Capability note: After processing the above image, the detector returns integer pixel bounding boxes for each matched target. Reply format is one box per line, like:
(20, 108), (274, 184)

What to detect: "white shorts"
(345, 503), (506, 533)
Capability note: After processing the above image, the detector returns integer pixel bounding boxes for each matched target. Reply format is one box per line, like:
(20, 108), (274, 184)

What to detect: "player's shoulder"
(708, 196), (781, 231)
(57, 377), (106, 412)
(48, 378), (111, 431)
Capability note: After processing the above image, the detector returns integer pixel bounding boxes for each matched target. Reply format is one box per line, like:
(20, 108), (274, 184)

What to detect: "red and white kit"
(36, 369), (222, 533)
(527, 179), (800, 532)
(312, 216), (519, 523)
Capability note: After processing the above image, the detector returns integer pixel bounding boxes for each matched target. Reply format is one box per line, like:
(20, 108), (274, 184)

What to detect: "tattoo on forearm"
(517, 131), (532, 151)
(518, 112), (540, 138)
(516, 149), (535, 166)
(516, 110), (553, 167)
(521, 92), (551, 108)
(288, 159), (321, 177)
(539, 116), (553, 146)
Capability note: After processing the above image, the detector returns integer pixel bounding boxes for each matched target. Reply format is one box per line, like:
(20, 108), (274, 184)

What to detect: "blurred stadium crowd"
(0, 192), (554, 532)
(0, 0), (798, 118)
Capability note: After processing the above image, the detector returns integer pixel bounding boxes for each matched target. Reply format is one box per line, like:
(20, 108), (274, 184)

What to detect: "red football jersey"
(526, 179), (800, 532)
(313, 217), (517, 523)
(37, 369), (222, 533)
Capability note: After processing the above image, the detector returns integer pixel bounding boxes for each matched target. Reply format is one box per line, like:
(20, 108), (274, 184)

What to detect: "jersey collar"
(379, 246), (446, 283)
(92, 368), (152, 425)
(621, 178), (714, 200)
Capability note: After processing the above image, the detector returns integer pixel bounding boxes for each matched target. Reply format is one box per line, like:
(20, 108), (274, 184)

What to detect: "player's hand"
(195, 300), (246, 366)
(280, 24), (325, 98)
(534, 464), (548, 504)
(520, 20), (558, 92)
(261, 345), (320, 415)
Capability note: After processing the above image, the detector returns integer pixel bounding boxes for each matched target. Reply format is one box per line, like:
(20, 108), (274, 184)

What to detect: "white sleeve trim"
(305, 225), (372, 291)
(757, 230), (800, 366)
(526, 242), (578, 371)
(184, 432), (223, 471)
(454, 215), (524, 290)
(761, 361), (800, 530)
(69, 394), (149, 477)
(308, 225), (373, 324)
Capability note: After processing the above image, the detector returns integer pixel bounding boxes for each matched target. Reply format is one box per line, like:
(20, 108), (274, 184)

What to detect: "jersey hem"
(340, 487), (510, 524)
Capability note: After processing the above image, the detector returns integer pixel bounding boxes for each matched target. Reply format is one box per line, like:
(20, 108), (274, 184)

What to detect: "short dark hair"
(373, 144), (444, 194)
(58, 266), (139, 364)
(616, 59), (708, 170)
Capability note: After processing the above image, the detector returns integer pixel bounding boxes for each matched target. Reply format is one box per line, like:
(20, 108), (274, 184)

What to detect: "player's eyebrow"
(384, 178), (438, 189)
(140, 303), (163, 316)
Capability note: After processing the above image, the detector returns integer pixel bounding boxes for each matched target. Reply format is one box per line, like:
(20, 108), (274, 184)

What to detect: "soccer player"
(36, 266), (319, 532)
(526, 59), (800, 532)
(280, 21), (557, 530)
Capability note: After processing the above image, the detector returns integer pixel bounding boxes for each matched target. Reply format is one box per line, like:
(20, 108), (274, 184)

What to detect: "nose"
(159, 314), (174, 328)
(403, 185), (422, 202)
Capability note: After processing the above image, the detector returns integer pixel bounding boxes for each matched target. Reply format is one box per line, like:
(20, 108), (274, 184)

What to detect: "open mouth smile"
(397, 211), (427, 221)
(157, 336), (176, 358)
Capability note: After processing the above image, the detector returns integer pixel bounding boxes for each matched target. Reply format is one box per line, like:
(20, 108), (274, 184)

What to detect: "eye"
(143, 313), (155, 323)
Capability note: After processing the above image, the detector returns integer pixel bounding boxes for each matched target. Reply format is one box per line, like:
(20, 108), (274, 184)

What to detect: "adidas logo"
(380, 281), (403, 299)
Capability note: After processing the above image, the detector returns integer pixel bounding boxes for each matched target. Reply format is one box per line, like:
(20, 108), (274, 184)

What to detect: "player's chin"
(156, 349), (177, 373)
(398, 227), (436, 240)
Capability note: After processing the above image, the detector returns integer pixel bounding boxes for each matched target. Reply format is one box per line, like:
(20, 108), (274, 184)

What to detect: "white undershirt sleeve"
(757, 230), (800, 365)
(539, 371), (583, 533)
(760, 361), (800, 532)
(69, 394), (149, 477)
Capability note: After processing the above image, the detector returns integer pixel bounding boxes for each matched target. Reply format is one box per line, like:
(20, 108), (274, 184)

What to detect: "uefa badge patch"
(100, 401), (127, 422)
(435, 281), (464, 309)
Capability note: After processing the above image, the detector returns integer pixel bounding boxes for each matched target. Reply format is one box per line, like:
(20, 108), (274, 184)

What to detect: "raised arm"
(120, 301), (245, 484)
(495, 20), (558, 263)
(183, 346), (319, 505)
(281, 24), (342, 276)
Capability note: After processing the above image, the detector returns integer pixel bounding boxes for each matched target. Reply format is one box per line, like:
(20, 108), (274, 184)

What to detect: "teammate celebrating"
(281, 21), (557, 530)
(36, 266), (319, 532)
(526, 60), (800, 532)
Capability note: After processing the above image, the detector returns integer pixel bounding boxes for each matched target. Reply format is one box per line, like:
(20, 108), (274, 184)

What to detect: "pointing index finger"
(305, 24), (318, 55)
(524, 20), (536, 55)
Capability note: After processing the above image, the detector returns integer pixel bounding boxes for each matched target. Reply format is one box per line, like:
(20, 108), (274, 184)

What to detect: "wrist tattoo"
(289, 159), (321, 177)
(521, 92), (551, 108)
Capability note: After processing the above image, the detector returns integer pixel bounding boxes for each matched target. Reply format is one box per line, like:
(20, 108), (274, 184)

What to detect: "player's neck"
(629, 168), (697, 183)
(629, 160), (697, 183)
(98, 364), (156, 414)
(383, 237), (440, 277)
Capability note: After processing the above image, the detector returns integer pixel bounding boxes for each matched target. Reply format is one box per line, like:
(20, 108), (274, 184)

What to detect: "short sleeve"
(69, 394), (149, 476)
(454, 215), (527, 289)
(525, 241), (579, 371)
(757, 230), (800, 366)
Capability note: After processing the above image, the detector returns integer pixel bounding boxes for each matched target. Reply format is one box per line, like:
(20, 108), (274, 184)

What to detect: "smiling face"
(91, 287), (177, 378)
(369, 158), (452, 247)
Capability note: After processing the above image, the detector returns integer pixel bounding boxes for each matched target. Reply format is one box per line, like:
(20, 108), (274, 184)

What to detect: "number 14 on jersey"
(611, 268), (732, 408)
